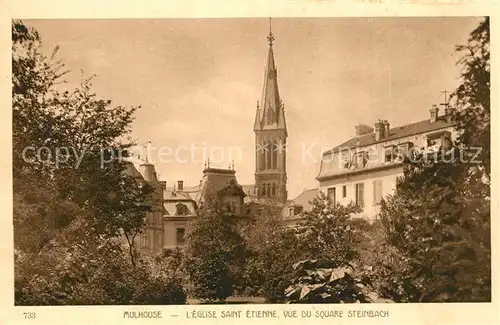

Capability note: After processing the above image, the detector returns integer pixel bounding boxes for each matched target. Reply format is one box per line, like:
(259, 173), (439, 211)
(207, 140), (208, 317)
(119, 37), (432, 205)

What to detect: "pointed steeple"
(253, 100), (261, 130)
(254, 19), (287, 135)
(253, 19), (289, 204)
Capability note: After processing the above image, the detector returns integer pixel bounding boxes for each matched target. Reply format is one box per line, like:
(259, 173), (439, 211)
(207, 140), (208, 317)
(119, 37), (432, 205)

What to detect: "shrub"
(183, 208), (247, 302)
(284, 259), (375, 304)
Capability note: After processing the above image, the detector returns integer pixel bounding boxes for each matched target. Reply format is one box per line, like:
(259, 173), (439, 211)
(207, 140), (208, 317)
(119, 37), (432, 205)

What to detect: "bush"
(15, 226), (187, 305)
(243, 226), (300, 302)
(183, 208), (247, 302)
(284, 259), (376, 303)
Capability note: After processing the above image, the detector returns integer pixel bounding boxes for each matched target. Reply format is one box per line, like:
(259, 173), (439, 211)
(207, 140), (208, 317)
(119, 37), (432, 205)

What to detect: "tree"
(376, 18), (491, 302)
(182, 205), (247, 302)
(243, 221), (300, 302)
(295, 191), (364, 265)
(16, 218), (186, 305)
(452, 17), (490, 179)
(12, 20), (164, 304)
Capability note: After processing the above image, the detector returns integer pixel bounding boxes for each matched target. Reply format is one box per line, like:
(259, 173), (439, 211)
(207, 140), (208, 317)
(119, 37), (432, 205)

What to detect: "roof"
(163, 188), (194, 201)
(197, 167), (240, 206)
(254, 36), (287, 134)
(244, 196), (284, 207)
(286, 188), (319, 212)
(241, 184), (257, 197)
(217, 181), (246, 198)
(163, 200), (197, 216)
(323, 116), (455, 156)
(122, 161), (143, 180)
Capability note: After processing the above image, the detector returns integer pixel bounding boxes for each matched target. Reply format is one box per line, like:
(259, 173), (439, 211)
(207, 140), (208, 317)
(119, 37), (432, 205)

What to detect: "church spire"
(253, 18), (288, 204)
(267, 17), (275, 46)
(254, 18), (287, 135)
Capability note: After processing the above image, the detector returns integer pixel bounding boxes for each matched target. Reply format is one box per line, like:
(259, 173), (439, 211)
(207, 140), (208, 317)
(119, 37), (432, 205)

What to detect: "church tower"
(254, 22), (288, 203)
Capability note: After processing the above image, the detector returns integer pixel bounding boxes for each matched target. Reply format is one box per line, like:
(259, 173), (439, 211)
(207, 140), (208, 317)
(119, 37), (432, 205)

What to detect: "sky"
(27, 17), (482, 198)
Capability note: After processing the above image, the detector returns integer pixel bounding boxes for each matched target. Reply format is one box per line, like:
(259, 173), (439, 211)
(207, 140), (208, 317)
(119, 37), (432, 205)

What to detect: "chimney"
(430, 105), (439, 123)
(383, 120), (390, 137)
(140, 163), (157, 183)
(177, 180), (184, 191)
(374, 120), (385, 141)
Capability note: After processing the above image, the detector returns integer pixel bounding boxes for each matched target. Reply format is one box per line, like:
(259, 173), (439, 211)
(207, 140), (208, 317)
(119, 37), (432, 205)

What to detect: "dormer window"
(384, 145), (396, 163)
(397, 142), (413, 157)
(426, 131), (452, 151)
(224, 201), (237, 214)
(340, 150), (351, 169)
(176, 203), (188, 215)
(353, 151), (367, 168)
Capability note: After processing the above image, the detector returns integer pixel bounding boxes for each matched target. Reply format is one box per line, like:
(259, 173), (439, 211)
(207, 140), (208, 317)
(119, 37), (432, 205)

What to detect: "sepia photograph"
(11, 16), (491, 309)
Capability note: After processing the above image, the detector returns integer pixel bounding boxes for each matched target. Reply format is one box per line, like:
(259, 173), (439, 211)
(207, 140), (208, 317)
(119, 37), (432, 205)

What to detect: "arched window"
(272, 140), (278, 169)
(260, 141), (265, 171)
(268, 141), (273, 170)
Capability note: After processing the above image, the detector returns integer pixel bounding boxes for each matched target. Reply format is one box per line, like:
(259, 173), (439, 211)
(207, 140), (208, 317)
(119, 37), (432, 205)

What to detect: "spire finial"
(267, 17), (275, 46)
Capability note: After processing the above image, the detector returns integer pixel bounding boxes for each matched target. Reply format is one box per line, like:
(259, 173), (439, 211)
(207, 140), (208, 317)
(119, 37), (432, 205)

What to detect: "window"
(342, 185), (347, 198)
(354, 152), (367, 168)
(271, 183), (276, 197)
(272, 140), (278, 169)
(327, 187), (336, 204)
(266, 141), (272, 170)
(288, 207), (294, 217)
(385, 150), (393, 163)
(176, 204), (187, 215)
(398, 142), (413, 157)
(176, 228), (185, 245)
(373, 180), (383, 205)
(355, 183), (364, 207)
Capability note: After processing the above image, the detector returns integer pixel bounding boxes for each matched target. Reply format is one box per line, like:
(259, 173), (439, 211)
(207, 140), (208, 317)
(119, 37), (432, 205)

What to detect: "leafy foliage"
(452, 17), (490, 178)
(12, 20), (181, 305)
(243, 222), (300, 302)
(182, 206), (248, 302)
(376, 17), (491, 302)
(284, 259), (375, 303)
(15, 217), (186, 305)
(296, 191), (363, 264)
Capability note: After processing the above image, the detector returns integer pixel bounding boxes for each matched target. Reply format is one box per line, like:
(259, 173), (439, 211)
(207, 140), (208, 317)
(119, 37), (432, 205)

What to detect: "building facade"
(316, 105), (457, 220)
(124, 161), (166, 254)
(127, 161), (249, 253)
